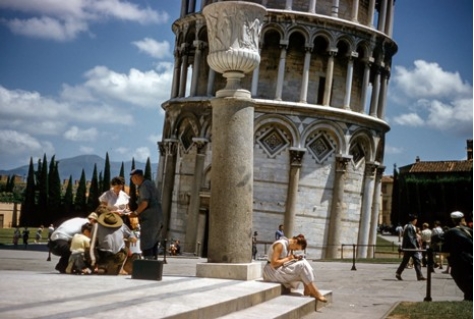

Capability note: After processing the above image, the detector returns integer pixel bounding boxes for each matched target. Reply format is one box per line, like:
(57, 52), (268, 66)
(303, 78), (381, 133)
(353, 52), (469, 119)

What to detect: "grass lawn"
(0, 227), (48, 245)
(386, 301), (473, 319)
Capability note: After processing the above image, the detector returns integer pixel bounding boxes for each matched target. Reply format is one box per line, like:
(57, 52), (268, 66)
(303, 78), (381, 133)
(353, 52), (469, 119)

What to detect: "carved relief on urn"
(203, 1), (266, 97)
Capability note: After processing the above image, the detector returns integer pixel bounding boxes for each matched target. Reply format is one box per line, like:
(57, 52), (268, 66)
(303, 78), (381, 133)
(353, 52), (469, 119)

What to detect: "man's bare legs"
(303, 282), (327, 302)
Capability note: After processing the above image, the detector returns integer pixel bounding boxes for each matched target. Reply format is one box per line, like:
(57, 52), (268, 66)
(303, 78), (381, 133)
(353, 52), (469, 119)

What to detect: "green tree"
(87, 164), (100, 212)
(119, 162), (125, 179)
(145, 157), (152, 180)
(37, 154), (49, 225)
(20, 158), (36, 226)
(128, 158), (137, 211)
(63, 175), (74, 216)
(74, 169), (87, 215)
(102, 152), (111, 193)
(48, 156), (62, 224)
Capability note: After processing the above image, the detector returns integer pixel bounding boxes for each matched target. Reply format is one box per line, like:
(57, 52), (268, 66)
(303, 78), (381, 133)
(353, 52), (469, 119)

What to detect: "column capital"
(328, 48), (338, 56)
(376, 165), (386, 177)
(193, 40), (207, 50)
(158, 141), (165, 156)
(289, 147), (306, 167)
(335, 154), (352, 172)
(279, 40), (289, 49)
(163, 138), (179, 156)
(365, 161), (380, 176)
(192, 137), (209, 154)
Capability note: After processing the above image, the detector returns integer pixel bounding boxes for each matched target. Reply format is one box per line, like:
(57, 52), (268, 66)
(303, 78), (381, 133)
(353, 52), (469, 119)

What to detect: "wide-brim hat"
(98, 212), (123, 228)
(87, 212), (98, 221)
(450, 211), (464, 219)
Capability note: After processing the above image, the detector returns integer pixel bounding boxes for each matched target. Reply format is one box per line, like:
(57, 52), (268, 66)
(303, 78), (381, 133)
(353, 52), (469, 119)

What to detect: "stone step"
(216, 290), (332, 319)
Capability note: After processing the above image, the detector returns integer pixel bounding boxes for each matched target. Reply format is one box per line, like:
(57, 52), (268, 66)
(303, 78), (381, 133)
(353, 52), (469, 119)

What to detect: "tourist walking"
(395, 215), (426, 281)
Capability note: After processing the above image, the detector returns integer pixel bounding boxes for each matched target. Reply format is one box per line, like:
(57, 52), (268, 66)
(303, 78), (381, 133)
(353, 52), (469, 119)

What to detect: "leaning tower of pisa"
(157, 0), (397, 259)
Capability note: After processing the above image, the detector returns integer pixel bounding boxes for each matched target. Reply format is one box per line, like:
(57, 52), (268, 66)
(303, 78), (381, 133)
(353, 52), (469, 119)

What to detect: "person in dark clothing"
(395, 214), (426, 281)
(439, 211), (473, 301)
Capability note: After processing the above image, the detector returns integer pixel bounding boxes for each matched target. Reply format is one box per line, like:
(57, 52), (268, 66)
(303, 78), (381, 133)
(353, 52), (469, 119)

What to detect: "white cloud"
(392, 60), (472, 100)
(0, 130), (54, 155)
(79, 146), (94, 154)
(0, 0), (169, 41)
(79, 64), (173, 108)
(393, 113), (424, 127)
(133, 147), (150, 162)
(64, 126), (98, 142)
(426, 99), (473, 135)
(148, 134), (162, 145)
(384, 145), (404, 155)
(132, 38), (172, 59)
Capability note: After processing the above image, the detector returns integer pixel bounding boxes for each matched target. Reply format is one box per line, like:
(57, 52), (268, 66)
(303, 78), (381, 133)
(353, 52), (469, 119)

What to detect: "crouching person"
(90, 206), (137, 275)
(66, 223), (93, 274)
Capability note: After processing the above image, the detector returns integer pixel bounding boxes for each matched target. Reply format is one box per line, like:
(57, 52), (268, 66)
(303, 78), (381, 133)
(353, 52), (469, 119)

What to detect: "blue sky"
(0, 1), (472, 174)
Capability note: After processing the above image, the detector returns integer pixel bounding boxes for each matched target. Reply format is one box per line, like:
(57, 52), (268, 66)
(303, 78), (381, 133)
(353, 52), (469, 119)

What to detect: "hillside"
(0, 155), (158, 182)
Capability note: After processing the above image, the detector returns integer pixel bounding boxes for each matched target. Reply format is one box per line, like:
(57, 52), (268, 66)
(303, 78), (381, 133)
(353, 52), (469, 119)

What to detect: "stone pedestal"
(196, 262), (262, 281)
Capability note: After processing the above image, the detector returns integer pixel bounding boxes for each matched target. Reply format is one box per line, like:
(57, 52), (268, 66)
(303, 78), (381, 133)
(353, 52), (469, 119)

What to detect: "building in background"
(156, 0), (397, 259)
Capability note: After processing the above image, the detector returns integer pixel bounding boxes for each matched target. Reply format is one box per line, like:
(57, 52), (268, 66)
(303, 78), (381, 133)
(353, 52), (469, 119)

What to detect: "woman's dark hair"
(111, 176), (125, 186)
(293, 234), (307, 250)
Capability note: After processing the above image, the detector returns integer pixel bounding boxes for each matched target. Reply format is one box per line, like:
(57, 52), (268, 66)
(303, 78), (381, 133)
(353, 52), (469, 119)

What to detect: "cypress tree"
(87, 164), (100, 212)
(144, 157), (152, 180)
(48, 157), (62, 224)
(98, 171), (103, 193)
(37, 154), (49, 226)
(102, 152), (111, 193)
(128, 158), (137, 211)
(74, 169), (87, 215)
(20, 158), (36, 226)
(63, 175), (74, 216)
(119, 162), (125, 179)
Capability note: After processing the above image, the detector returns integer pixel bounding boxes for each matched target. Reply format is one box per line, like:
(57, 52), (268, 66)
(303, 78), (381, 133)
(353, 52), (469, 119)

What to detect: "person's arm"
(131, 200), (149, 216)
(269, 242), (297, 268)
(89, 223), (98, 266)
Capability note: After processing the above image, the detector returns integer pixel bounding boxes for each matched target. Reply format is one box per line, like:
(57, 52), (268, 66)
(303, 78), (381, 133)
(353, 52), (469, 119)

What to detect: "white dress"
(99, 190), (130, 212)
(262, 238), (315, 289)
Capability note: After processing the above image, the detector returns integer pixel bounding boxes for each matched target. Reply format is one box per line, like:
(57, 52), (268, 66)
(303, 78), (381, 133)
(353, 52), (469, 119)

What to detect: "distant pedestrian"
(395, 224), (403, 242)
(395, 215), (425, 281)
(438, 211), (472, 301)
(47, 224), (54, 240)
(420, 222), (432, 268)
(12, 227), (21, 246)
(22, 227), (30, 248)
(252, 231), (258, 260)
(275, 224), (284, 241)
(35, 225), (44, 243)
(431, 220), (445, 269)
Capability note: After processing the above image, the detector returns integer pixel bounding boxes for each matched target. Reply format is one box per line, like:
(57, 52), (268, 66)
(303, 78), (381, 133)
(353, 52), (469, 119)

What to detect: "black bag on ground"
(132, 259), (164, 281)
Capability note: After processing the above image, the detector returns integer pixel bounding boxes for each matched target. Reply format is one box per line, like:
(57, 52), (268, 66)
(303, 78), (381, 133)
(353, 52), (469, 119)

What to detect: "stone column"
(331, 0), (339, 17)
(377, 67), (389, 119)
(351, 0), (359, 22)
(299, 47), (312, 103)
(357, 161), (378, 258)
(359, 57), (373, 113)
(309, 0), (317, 13)
(206, 69), (215, 96)
(368, 0), (375, 27)
(156, 141), (166, 200)
(171, 49), (181, 98)
(190, 40), (205, 97)
(377, 0), (387, 32)
(285, 0), (292, 10)
(343, 52), (358, 110)
(325, 154), (352, 259)
(284, 148), (306, 237)
(178, 43), (189, 98)
(275, 41), (288, 101)
(180, 0), (188, 18)
(369, 65), (381, 116)
(161, 138), (179, 241)
(251, 49), (262, 96)
(368, 165), (385, 257)
(323, 49), (337, 106)
(197, 1), (266, 281)
(184, 138), (208, 254)
(189, 0), (196, 13)
(385, 0), (395, 36)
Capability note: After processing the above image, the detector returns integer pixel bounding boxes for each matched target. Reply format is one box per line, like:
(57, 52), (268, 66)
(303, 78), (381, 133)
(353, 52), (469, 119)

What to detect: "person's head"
(279, 224), (284, 231)
(450, 211), (466, 226)
(81, 223), (93, 238)
(130, 169), (144, 185)
(254, 231), (258, 236)
(110, 176), (125, 194)
(408, 214), (418, 224)
(87, 212), (99, 224)
(289, 234), (307, 251)
(422, 222), (429, 229)
(434, 220), (441, 227)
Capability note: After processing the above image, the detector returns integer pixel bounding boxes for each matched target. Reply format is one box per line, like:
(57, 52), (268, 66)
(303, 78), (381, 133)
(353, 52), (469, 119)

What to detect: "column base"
(196, 262), (262, 281)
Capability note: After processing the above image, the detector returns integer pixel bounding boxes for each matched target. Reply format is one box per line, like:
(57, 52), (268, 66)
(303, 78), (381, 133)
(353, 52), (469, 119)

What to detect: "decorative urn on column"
(203, 1), (266, 98)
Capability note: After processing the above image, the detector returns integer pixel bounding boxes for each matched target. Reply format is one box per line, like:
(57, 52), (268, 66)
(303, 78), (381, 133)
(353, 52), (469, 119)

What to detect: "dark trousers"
(142, 242), (158, 259)
(49, 239), (71, 273)
(396, 251), (424, 279)
(451, 262), (473, 301)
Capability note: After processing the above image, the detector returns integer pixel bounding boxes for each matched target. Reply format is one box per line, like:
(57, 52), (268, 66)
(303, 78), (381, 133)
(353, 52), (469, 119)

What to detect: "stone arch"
(348, 129), (375, 167)
(301, 121), (346, 164)
(175, 112), (201, 153)
(311, 30), (333, 47)
(261, 24), (284, 46)
(258, 28), (283, 99)
(335, 35), (356, 53)
(254, 114), (299, 159)
(287, 26), (310, 45)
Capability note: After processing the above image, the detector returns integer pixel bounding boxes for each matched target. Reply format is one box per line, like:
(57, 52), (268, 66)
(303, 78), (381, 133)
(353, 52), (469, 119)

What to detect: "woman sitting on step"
(263, 234), (327, 303)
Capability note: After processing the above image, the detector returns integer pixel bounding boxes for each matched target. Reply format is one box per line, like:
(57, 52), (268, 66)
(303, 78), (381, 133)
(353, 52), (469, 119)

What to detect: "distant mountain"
(0, 155), (158, 182)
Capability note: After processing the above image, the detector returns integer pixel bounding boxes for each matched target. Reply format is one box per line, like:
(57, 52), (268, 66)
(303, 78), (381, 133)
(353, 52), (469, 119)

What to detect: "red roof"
(404, 161), (472, 173)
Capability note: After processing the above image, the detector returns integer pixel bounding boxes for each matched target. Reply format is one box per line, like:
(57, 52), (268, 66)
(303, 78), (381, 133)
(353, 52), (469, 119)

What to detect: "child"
(66, 223), (93, 274)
